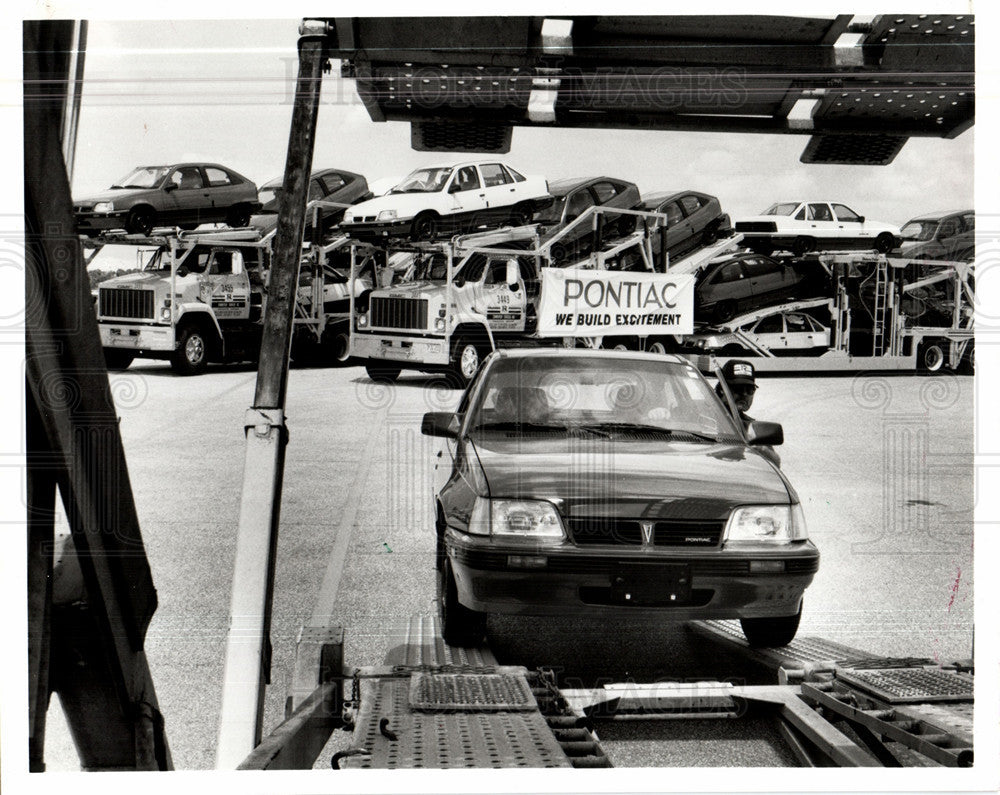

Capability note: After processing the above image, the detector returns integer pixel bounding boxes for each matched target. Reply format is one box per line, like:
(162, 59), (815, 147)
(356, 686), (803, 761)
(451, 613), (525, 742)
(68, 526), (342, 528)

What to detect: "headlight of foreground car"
(724, 504), (807, 544)
(377, 209), (398, 222)
(93, 202), (114, 213)
(468, 498), (565, 541)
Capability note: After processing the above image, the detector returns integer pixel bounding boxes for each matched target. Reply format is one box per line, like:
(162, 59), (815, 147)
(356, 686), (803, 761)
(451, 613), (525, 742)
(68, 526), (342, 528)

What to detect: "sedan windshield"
(111, 166), (170, 189)
(762, 202), (800, 216)
(391, 167), (453, 194)
(535, 195), (567, 224)
(258, 185), (281, 212)
(900, 220), (938, 241)
(470, 356), (741, 441)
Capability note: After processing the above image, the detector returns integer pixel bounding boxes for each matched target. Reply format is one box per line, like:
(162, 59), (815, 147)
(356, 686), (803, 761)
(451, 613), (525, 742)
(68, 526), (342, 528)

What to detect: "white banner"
(537, 267), (695, 337)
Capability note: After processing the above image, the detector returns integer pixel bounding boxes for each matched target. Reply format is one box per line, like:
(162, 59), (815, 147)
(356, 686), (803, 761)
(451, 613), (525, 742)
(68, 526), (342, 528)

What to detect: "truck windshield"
(111, 166), (170, 189)
(412, 254), (448, 281)
(762, 203), (800, 216)
(390, 167), (453, 194)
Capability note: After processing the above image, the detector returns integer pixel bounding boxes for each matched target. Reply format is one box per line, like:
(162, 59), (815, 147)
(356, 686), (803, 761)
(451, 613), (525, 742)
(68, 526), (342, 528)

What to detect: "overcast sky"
(71, 18), (974, 227)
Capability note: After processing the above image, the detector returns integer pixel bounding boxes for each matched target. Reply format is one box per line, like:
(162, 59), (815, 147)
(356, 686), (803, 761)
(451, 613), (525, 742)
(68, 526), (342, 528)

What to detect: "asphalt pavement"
(42, 361), (975, 770)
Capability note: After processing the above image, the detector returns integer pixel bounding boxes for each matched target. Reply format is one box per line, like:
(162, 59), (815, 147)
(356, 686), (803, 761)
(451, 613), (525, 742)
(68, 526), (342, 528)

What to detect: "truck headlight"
(377, 209), (398, 222)
(93, 202), (114, 213)
(724, 504), (807, 544)
(468, 498), (565, 541)
(160, 306), (171, 322)
(434, 317), (446, 331)
(357, 313), (368, 328)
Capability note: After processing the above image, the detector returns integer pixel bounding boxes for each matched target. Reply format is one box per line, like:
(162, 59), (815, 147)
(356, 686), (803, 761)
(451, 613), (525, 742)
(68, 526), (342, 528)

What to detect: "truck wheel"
(645, 338), (669, 355)
(327, 329), (351, 365)
(451, 335), (485, 385)
(411, 212), (439, 241)
(171, 325), (210, 375)
(226, 204), (252, 229)
(125, 207), (154, 235)
(104, 350), (135, 371)
(740, 603), (802, 648)
(439, 558), (486, 647)
(874, 232), (896, 254)
(920, 341), (946, 372)
(365, 364), (401, 383)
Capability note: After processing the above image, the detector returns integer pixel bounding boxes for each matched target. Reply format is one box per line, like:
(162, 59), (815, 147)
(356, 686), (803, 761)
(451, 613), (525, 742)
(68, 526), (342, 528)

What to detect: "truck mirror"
(176, 265), (189, 278)
(746, 420), (783, 446)
(506, 259), (519, 287)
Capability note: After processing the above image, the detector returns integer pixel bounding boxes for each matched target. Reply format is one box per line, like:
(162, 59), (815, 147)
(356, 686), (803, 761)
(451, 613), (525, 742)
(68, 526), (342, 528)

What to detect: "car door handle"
(509, 187), (516, 192)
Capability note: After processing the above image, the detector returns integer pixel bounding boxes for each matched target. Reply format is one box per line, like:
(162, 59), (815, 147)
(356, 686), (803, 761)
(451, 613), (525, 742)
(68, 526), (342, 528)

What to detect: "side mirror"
(746, 420), (783, 447)
(506, 259), (519, 288)
(453, 275), (466, 288)
(176, 265), (189, 278)
(448, 182), (462, 194)
(422, 411), (460, 438)
(857, 216), (865, 223)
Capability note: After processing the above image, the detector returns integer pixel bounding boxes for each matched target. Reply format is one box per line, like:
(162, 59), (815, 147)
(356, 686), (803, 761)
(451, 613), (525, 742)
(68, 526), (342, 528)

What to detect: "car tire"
(749, 241), (774, 256)
(616, 214), (639, 237)
(715, 300), (737, 322)
(509, 202), (534, 227)
(103, 350), (135, 371)
(171, 324), (210, 375)
(791, 236), (814, 257)
(226, 204), (252, 229)
(411, 212), (439, 241)
(451, 334), (486, 386)
(740, 603), (802, 648)
(919, 340), (946, 372)
(874, 233), (896, 254)
(439, 558), (486, 647)
(125, 206), (154, 235)
(365, 364), (401, 383)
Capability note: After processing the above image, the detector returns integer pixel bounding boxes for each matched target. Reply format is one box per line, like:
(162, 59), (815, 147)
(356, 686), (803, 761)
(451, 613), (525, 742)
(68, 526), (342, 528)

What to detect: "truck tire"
(451, 334), (486, 386)
(125, 206), (154, 235)
(645, 338), (669, 355)
(171, 324), (211, 375)
(740, 603), (802, 648)
(919, 340), (946, 372)
(875, 232), (896, 254)
(365, 364), (401, 383)
(439, 558), (486, 647)
(104, 350), (135, 371)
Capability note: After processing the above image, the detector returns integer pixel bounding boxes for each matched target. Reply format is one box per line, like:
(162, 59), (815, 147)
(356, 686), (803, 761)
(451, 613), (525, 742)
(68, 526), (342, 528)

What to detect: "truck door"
(201, 249), (251, 320)
(479, 256), (527, 333)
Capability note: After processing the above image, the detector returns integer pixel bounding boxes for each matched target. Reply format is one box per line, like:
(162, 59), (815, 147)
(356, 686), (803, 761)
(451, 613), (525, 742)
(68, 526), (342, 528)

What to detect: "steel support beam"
(215, 22), (328, 768)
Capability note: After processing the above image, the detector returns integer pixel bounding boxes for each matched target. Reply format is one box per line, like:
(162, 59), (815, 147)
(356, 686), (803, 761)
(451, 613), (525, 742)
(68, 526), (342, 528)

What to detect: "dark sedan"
(896, 209), (975, 262)
(696, 253), (810, 323)
(639, 190), (732, 262)
(423, 349), (818, 648)
(74, 163), (260, 236)
(536, 177), (642, 262)
(250, 168), (372, 238)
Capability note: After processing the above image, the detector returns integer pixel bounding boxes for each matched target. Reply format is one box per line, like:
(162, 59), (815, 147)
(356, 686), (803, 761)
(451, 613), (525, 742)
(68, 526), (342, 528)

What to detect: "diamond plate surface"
(690, 620), (870, 668)
(410, 673), (536, 712)
(836, 668), (974, 704)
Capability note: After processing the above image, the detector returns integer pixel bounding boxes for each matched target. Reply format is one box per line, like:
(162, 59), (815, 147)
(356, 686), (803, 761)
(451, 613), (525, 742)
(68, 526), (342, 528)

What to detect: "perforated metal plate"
(689, 620), (868, 670)
(411, 673), (536, 712)
(835, 667), (974, 704)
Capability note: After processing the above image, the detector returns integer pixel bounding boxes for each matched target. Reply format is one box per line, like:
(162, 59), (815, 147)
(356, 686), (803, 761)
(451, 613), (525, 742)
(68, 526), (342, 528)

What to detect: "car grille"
(734, 221), (777, 233)
(369, 296), (428, 330)
(567, 518), (723, 548)
(99, 288), (155, 320)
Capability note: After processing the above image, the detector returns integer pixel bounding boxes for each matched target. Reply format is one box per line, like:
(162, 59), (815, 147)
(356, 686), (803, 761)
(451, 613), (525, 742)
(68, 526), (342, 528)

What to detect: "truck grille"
(370, 296), (428, 330)
(99, 288), (155, 320)
(568, 518), (723, 547)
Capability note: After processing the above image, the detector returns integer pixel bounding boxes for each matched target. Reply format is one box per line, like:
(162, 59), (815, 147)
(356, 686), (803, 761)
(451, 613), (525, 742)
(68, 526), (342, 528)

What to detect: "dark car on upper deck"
(535, 176), (642, 262)
(423, 349), (818, 648)
(250, 168), (372, 239)
(638, 190), (732, 262)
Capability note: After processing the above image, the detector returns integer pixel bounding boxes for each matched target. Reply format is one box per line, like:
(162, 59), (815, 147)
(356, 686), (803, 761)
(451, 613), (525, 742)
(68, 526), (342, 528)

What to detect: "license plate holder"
(610, 563), (692, 606)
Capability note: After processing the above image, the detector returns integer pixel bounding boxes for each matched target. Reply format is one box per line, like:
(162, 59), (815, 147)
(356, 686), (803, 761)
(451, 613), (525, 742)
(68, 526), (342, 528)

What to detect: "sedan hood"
(345, 191), (456, 220)
(470, 436), (792, 521)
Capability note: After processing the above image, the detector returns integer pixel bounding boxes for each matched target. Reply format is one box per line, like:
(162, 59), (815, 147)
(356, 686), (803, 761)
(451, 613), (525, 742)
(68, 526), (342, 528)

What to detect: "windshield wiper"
(575, 422), (719, 442)
(473, 421), (570, 433)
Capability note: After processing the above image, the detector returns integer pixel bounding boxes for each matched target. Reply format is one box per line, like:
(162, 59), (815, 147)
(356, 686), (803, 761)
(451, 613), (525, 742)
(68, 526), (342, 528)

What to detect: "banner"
(537, 267), (695, 337)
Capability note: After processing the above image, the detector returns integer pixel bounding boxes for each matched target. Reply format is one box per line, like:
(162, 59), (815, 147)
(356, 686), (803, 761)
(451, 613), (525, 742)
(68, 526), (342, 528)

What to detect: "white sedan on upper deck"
(735, 201), (900, 256)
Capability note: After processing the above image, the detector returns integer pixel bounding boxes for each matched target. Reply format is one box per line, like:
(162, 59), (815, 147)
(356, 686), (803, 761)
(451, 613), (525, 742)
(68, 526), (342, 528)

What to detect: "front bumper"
(99, 323), (176, 353)
(76, 211), (129, 234)
(350, 330), (450, 366)
(448, 534), (818, 620)
(340, 218), (415, 240)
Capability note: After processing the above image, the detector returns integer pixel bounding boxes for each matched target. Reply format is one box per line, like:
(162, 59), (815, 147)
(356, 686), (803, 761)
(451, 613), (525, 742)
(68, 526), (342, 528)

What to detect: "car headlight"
(467, 498), (565, 541)
(357, 313), (368, 328)
(93, 202), (114, 213)
(343, 211), (354, 223)
(377, 209), (398, 222)
(724, 504), (807, 544)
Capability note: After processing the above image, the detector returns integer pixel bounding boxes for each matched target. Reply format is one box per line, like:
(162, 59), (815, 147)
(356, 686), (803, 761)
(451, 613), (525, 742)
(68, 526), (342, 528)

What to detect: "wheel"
(791, 236), (813, 257)
(171, 325), (210, 375)
(365, 364), (401, 383)
(740, 603), (802, 648)
(103, 349), (134, 370)
(411, 212), (439, 241)
(439, 558), (486, 647)
(125, 206), (154, 235)
(326, 329), (351, 365)
(509, 202), (533, 227)
(226, 204), (251, 229)
(750, 241), (774, 256)
(451, 335), (485, 385)
(874, 232), (895, 254)
(715, 300), (737, 322)
(616, 214), (639, 237)
(645, 338), (669, 355)
(701, 225), (718, 245)
(960, 342), (975, 374)
(920, 341), (945, 372)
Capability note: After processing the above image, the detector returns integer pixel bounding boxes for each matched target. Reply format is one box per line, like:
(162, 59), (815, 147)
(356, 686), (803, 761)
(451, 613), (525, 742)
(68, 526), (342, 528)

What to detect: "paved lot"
(44, 362), (975, 770)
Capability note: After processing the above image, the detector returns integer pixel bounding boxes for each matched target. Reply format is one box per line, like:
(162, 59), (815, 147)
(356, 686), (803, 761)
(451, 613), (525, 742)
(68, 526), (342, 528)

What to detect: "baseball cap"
(722, 359), (756, 387)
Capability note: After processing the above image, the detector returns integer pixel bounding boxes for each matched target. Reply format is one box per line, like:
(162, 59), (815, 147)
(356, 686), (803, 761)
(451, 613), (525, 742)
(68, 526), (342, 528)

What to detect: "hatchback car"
(735, 201), (899, 256)
(251, 168), (372, 238)
(689, 305), (832, 357)
(638, 190), (732, 262)
(423, 349), (818, 648)
(535, 177), (642, 262)
(696, 254), (809, 322)
(74, 163), (260, 236)
(340, 160), (551, 241)
(897, 210), (975, 262)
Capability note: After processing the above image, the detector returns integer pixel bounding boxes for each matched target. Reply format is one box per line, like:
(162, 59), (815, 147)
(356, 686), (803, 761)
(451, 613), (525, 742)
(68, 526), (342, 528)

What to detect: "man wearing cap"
(716, 359), (781, 466)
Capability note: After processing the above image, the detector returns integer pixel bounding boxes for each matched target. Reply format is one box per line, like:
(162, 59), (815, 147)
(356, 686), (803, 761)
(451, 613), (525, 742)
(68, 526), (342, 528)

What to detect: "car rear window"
(481, 164), (512, 187)
(205, 167), (235, 187)
(591, 182), (619, 203)
(503, 165), (526, 183)
(680, 195), (703, 215)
